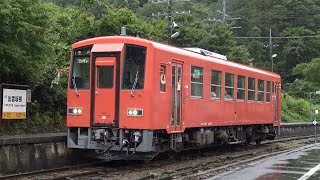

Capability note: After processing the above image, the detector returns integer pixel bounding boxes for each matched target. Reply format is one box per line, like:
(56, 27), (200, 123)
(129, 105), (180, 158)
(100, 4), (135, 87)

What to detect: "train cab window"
(248, 77), (255, 101)
(122, 45), (146, 90)
(225, 73), (234, 101)
(191, 66), (203, 98)
(266, 81), (271, 102)
(258, 80), (264, 102)
(97, 66), (114, 88)
(211, 70), (221, 99)
(70, 46), (92, 89)
(237, 75), (245, 101)
(160, 65), (166, 92)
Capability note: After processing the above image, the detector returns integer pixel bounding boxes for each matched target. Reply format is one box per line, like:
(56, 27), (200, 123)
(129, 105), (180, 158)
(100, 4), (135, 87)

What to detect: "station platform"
(0, 133), (67, 145)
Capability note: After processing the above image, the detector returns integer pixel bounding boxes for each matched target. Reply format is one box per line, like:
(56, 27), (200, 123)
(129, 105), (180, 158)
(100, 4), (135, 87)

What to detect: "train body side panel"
(67, 36), (281, 131)
(149, 43), (280, 131)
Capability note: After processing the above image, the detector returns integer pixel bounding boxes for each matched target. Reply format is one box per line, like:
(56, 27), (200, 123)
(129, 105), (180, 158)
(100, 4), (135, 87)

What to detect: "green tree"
(0, 0), (55, 86)
(293, 58), (320, 84)
(97, 8), (151, 37)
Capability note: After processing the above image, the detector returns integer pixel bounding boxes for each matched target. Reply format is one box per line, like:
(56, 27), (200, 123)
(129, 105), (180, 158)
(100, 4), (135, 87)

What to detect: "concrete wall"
(0, 133), (70, 175)
(279, 122), (319, 138)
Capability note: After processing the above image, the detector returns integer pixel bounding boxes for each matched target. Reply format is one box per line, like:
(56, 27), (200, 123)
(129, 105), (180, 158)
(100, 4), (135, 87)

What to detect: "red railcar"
(67, 36), (281, 160)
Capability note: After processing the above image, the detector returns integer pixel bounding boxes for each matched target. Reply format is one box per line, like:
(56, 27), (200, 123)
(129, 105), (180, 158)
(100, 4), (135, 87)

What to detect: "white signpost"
(314, 109), (318, 143)
(2, 88), (27, 119)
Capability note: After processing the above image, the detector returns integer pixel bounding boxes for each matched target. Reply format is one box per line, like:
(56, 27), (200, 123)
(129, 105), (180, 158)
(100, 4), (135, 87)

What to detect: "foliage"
(282, 95), (320, 123)
(293, 58), (320, 84)
(97, 8), (150, 37)
(0, 0), (55, 86)
(288, 58), (320, 104)
(1, 0), (320, 135)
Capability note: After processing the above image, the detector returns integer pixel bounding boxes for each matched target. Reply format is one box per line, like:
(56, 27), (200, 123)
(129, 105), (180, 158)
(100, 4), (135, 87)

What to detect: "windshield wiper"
(72, 73), (80, 96)
(130, 71), (139, 97)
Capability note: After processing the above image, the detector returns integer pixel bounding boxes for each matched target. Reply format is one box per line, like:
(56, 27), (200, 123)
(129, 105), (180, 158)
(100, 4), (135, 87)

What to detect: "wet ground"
(211, 143), (320, 180)
(5, 137), (316, 179)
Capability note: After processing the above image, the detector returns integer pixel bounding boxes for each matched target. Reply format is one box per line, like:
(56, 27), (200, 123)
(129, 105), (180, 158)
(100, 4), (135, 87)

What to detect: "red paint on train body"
(67, 36), (281, 131)
(66, 36), (281, 160)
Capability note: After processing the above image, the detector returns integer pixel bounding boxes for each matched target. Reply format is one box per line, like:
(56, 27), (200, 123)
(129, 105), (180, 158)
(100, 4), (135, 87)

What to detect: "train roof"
(73, 36), (280, 79)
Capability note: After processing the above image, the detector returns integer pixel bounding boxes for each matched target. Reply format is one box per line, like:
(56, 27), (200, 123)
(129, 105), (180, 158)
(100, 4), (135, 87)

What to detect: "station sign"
(0, 84), (30, 120)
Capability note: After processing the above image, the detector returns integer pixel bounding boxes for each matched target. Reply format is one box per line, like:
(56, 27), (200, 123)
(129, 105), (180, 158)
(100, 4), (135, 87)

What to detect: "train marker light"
(127, 108), (143, 117)
(68, 107), (83, 115)
(133, 110), (138, 115)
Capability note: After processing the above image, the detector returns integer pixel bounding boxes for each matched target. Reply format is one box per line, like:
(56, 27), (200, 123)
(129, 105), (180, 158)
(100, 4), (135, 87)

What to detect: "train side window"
(211, 70), (221, 99)
(258, 79), (264, 102)
(237, 75), (245, 101)
(191, 66), (203, 98)
(248, 77), (255, 101)
(160, 65), (166, 92)
(225, 73), (234, 101)
(266, 81), (271, 102)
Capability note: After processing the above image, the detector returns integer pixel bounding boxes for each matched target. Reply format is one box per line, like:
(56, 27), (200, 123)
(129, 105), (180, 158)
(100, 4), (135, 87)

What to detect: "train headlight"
(68, 107), (83, 115)
(127, 108), (143, 117)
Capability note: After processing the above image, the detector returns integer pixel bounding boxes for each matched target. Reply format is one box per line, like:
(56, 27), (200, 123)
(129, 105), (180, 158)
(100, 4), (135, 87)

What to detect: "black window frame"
(160, 65), (166, 92)
(225, 72), (234, 101)
(121, 44), (147, 90)
(190, 66), (204, 98)
(97, 66), (114, 89)
(70, 46), (92, 90)
(266, 81), (271, 103)
(237, 75), (245, 101)
(211, 70), (222, 99)
(258, 79), (264, 103)
(248, 77), (255, 102)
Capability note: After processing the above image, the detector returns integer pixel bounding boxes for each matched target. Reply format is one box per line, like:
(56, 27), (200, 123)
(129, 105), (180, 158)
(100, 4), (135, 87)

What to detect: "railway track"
(1, 135), (316, 180)
(0, 162), (98, 180)
(136, 136), (317, 180)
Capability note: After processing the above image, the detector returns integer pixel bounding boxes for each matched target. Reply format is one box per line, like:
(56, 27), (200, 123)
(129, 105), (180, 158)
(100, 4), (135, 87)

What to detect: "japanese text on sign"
(2, 89), (27, 119)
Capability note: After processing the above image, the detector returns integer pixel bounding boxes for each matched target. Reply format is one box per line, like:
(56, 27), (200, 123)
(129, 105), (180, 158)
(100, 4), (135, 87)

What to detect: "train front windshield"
(70, 44), (146, 91)
(70, 46), (92, 89)
(122, 45), (146, 90)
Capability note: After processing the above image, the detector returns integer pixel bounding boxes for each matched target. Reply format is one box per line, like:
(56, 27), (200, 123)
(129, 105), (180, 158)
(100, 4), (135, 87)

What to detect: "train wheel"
(255, 139), (262, 145)
(245, 137), (252, 145)
(168, 151), (177, 159)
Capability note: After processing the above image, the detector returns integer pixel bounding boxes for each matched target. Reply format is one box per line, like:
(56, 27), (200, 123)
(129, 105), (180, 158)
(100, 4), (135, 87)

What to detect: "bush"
(282, 95), (320, 122)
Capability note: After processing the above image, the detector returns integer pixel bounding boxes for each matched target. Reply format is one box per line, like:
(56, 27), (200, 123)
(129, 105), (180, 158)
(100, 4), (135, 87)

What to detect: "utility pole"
(310, 92), (313, 123)
(269, 28), (273, 72)
(211, 0), (241, 29)
(168, 0), (173, 44)
(151, 0), (190, 44)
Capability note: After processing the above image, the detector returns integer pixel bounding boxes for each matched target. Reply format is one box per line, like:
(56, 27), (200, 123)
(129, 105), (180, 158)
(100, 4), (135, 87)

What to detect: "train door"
(170, 63), (183, 132)
(91, 53), (120, 127)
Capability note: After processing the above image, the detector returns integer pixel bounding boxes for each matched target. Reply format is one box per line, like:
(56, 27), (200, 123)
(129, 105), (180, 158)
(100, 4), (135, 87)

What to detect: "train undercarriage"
(67, 125), (278, 161)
